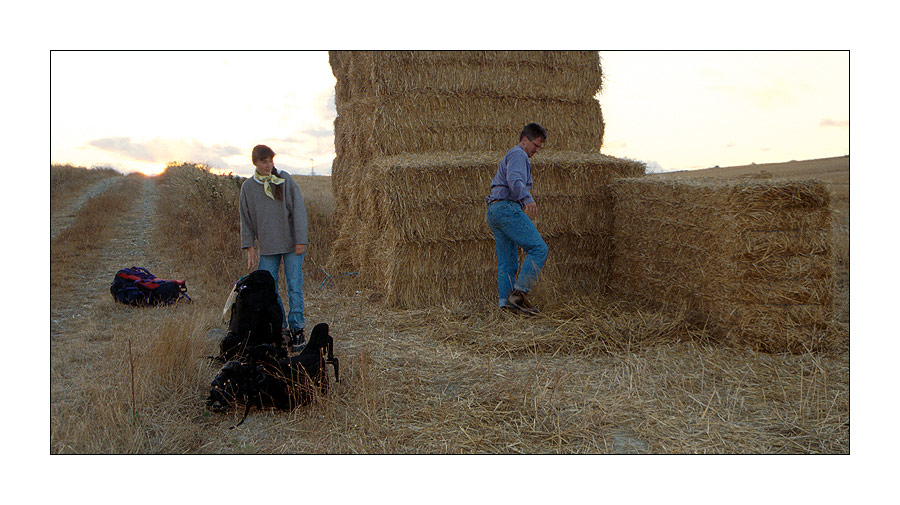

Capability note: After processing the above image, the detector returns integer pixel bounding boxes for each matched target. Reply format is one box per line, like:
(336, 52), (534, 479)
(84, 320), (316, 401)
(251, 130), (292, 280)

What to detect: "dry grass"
(51, 173), (145, 294)
(49, 158), (849, 455)
(292, 174), (336, 286)
(50, 170), (215, 453)
(50, 164), (121, 213)
(153, 163), (247, 295)
(51, 305), (214, 453)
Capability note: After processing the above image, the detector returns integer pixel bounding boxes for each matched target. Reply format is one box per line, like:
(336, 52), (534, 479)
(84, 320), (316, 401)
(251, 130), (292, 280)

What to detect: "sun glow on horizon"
(135, 163), (168, 177)
(207, 166), (236, 177)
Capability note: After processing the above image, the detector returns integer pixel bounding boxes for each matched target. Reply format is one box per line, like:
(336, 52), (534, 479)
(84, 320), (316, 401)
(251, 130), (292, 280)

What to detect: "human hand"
(295, 244), (307, 256)
(247, 246), (258, 270)
(524, 201), (537, 219)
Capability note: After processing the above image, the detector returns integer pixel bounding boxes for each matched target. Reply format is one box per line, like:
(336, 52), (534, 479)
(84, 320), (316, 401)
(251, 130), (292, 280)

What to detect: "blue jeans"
(257, 251), (305, 331)
(486, 200), (549, 306)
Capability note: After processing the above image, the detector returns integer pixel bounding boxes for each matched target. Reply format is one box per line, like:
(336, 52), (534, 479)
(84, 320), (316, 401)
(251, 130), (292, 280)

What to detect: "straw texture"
(330, 50), (606, 159)
(607, 178), (835, 352)
(326, 51), (640, 309)
(326, 51), (838, 354)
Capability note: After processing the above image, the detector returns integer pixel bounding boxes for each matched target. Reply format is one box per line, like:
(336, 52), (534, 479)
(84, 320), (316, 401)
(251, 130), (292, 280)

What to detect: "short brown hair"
(520, 123), (547, 142)
(252, 144), (276, 163)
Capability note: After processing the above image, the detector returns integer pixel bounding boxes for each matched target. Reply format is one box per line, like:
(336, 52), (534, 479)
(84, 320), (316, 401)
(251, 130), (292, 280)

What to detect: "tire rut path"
(50, 176), (122, 241)
(51, 176), (160, 339)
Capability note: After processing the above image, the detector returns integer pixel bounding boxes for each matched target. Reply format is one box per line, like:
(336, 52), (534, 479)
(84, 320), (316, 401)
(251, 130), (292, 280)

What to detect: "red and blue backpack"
(110, 266), (191, 306)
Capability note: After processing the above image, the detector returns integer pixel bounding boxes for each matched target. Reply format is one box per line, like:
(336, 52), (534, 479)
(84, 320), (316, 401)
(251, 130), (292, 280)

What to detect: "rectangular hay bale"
(330, 50), (607, 156)
(608, 177), (835, 352)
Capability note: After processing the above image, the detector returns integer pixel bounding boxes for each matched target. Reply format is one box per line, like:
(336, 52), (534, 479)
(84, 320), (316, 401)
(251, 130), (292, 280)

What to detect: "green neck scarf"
(254, 170), (285, 200)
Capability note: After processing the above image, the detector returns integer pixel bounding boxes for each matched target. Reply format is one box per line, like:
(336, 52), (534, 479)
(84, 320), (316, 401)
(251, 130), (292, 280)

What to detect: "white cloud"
(642, 160), (665, 173)
(820, 118), (850, 128)
(87, 137), (244, 168)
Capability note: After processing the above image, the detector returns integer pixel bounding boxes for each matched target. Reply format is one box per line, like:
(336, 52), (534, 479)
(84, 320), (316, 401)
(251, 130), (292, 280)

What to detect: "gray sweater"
(239, 171), (308, 255)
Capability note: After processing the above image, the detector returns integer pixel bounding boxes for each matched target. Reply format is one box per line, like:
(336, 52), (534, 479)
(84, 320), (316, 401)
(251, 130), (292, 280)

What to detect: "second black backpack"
(219, 270), (285, 360)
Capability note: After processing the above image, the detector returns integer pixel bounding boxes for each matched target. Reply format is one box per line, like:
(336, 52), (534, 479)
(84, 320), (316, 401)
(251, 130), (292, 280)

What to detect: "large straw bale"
(608, 178), (835, 352)
(336, 93), (604, 156)
(359, 151), (640, 242)
(330, 51), (606, 156)
(368, 151), (643, 202)
(332, 99), (377, 161)
(369, 232), (614, 309)
(331, 50), (603, 103)
(381, 239), (495, 307)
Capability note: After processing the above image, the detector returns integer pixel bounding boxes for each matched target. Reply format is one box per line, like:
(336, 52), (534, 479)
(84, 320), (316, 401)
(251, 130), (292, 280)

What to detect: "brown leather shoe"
(508, 290), (538, 315)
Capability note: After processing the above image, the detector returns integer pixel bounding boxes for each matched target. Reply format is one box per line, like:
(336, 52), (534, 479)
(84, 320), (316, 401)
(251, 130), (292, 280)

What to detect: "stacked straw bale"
(327, 51), (644, 307)
(607, 177), (835, 352)
(330, 51), (606, 160)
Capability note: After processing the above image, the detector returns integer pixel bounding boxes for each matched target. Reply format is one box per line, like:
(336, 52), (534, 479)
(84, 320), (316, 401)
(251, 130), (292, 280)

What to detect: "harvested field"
(49, 47), (849, 475)
(49, 159), (850, 459)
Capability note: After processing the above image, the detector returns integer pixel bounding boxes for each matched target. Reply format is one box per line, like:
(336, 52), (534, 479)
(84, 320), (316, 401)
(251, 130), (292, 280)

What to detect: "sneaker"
(507, 290), (538, 315)
(290, 328), (305, 352)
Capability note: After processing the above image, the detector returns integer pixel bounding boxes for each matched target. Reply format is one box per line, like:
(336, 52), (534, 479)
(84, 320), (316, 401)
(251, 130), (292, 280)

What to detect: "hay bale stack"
(356, 152), (643, 306)
(608, 178), (835, 352)
(326, 50), (644, 307)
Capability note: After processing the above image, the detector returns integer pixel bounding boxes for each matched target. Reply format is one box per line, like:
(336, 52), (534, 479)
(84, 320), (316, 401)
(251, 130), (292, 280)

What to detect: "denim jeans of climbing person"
(257, 251), (305, 331)
(486, 200), (549, 307)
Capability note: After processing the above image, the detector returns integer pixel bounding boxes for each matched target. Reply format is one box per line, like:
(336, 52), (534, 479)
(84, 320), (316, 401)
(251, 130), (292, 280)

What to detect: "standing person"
(485, 123), (550, 315)
(240, 144), (309, 350)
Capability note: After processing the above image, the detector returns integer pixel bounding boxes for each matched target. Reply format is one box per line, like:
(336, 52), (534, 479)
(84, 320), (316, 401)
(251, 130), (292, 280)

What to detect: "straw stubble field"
(49, 157), (849, 454)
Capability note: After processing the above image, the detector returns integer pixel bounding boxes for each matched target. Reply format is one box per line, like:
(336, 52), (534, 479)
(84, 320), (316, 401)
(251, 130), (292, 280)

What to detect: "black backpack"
(206, 323), (340, 428)
(219, 270), (285, 361)
(110, 266), (191, 306)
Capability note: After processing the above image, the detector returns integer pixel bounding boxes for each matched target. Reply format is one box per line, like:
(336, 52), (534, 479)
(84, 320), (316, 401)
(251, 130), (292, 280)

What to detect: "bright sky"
(598, 51), (849, 171)
(50, 50), (848, 177)
(51, 51), (337, 177)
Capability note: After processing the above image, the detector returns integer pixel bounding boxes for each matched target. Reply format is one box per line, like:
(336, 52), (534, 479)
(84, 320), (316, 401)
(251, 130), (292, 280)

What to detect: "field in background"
(50, 164), (121, 214)
(50, 158), (850, 454)
(654, 156), (850, 184)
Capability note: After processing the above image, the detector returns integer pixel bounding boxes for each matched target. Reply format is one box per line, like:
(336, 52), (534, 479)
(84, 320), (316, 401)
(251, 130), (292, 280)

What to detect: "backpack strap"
(132, 266), (155, 278)
(324, 335), (339, 382)
(229, 353), (262, 429)
(231, 402), (253, 430)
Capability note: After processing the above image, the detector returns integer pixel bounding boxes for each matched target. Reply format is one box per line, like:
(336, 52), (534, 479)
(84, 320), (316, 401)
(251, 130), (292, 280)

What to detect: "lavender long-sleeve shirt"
(486, 145), (534, 206)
